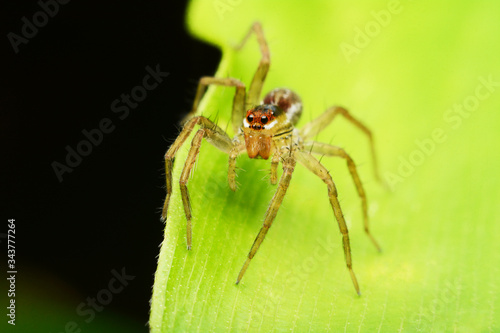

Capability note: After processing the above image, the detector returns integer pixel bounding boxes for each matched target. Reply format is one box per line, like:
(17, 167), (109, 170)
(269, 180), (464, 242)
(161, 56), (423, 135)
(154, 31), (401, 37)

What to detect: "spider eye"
(247, 114), (254, 122)
(261, 115), (268, 124)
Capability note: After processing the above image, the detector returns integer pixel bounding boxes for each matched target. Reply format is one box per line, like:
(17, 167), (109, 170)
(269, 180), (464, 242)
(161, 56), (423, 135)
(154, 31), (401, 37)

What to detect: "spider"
(162, 22), (381, 295)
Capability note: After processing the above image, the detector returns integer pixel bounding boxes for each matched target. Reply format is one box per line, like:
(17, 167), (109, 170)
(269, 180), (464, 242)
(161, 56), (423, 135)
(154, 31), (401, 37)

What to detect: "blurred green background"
(151, 0), (500, 332)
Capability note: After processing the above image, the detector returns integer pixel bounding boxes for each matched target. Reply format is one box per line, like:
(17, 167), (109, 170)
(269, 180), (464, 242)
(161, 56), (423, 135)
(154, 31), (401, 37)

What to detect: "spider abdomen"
(262, 88), (302, 125)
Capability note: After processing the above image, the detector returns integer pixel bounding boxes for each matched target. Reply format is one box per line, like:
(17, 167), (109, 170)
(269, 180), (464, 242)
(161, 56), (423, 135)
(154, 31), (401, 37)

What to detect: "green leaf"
(150, 0), (500, 331)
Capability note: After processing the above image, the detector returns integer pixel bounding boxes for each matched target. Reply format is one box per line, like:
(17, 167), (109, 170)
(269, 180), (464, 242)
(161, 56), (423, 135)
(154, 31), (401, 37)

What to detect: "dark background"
(1, 0), (220, 330)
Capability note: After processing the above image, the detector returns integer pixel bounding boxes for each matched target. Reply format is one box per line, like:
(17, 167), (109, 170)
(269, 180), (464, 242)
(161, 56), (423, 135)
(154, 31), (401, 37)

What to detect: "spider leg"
(304, 141), (381, 252)
(234, 22), (270, 107)
(295, 150), (361, 295)
(162, 116), (233, 249)
(228, 136), (246, 191)
(179, 130), (204, 249)
(185, 77), (246, 135)
(299, 106), (381, 182)
(236, 155), (296, 284)
(270, 150), (281, 185)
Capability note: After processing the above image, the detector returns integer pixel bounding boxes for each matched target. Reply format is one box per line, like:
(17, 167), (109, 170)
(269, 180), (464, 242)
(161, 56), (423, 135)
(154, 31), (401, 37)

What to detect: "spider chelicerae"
(162, 22), (381, 295)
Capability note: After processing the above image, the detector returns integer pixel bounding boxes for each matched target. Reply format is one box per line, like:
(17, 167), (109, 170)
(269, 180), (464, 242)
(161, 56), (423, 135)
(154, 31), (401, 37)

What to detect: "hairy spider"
(162, 22), (381, 295)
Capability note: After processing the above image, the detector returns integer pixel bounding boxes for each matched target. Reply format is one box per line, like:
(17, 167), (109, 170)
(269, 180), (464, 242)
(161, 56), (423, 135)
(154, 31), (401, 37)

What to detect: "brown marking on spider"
(161, 22), (382, 296)
(262, 88), (302, 125)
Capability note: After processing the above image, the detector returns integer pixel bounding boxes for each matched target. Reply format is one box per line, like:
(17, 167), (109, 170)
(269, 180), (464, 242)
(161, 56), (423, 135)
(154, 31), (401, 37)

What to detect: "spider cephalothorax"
(243, 103), (291, 159)
(242, 88), (302, 159)
(162, 22), (382, 295)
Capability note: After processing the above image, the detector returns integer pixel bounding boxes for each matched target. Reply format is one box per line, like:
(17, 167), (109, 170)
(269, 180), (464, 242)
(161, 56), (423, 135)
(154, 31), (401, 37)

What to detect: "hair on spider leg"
(158, 161), (173, 179)
(258, 169), (272, 182)
(325, 131), (339, 147)
(161, 134), (177, 148)
(207, 110), (230, 134)
(305, 141), (315, 154)
(265, 164), (281, 177)
(190, 160), (199, 181)
(278, 155), (286, 163)
(230, 178), (242, 190)
(222, 116), (231, 134)
(212, 110), (221, 125)
(276, 143), (293, 162)
(317, 153), (327, 165)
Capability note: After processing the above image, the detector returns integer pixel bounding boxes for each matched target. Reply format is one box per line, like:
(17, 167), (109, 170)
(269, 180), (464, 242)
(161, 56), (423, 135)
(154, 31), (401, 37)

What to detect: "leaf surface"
(151, 1), (500, 331)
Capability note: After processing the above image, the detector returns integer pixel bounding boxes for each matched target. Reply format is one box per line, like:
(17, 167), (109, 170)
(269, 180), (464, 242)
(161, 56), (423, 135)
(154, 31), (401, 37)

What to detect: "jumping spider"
(162, 22), (381, 295)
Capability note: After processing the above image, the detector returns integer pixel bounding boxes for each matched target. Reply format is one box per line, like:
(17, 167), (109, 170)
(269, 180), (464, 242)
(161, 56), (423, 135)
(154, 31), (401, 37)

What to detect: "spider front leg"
(304, 141), (382, 252)
(185, 77), (246, 135)
(234, 22), (270, 107)
(295, 150), (361, 295)
(236, 155), (296, 284)
(162, 116), (233, 249)
(300, 106), (381, 182)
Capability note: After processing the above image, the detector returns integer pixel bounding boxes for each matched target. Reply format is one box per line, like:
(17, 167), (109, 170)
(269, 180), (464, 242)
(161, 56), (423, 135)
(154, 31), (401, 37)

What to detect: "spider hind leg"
(295, 150), (361, 295)
(303, 141), (382, 252)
